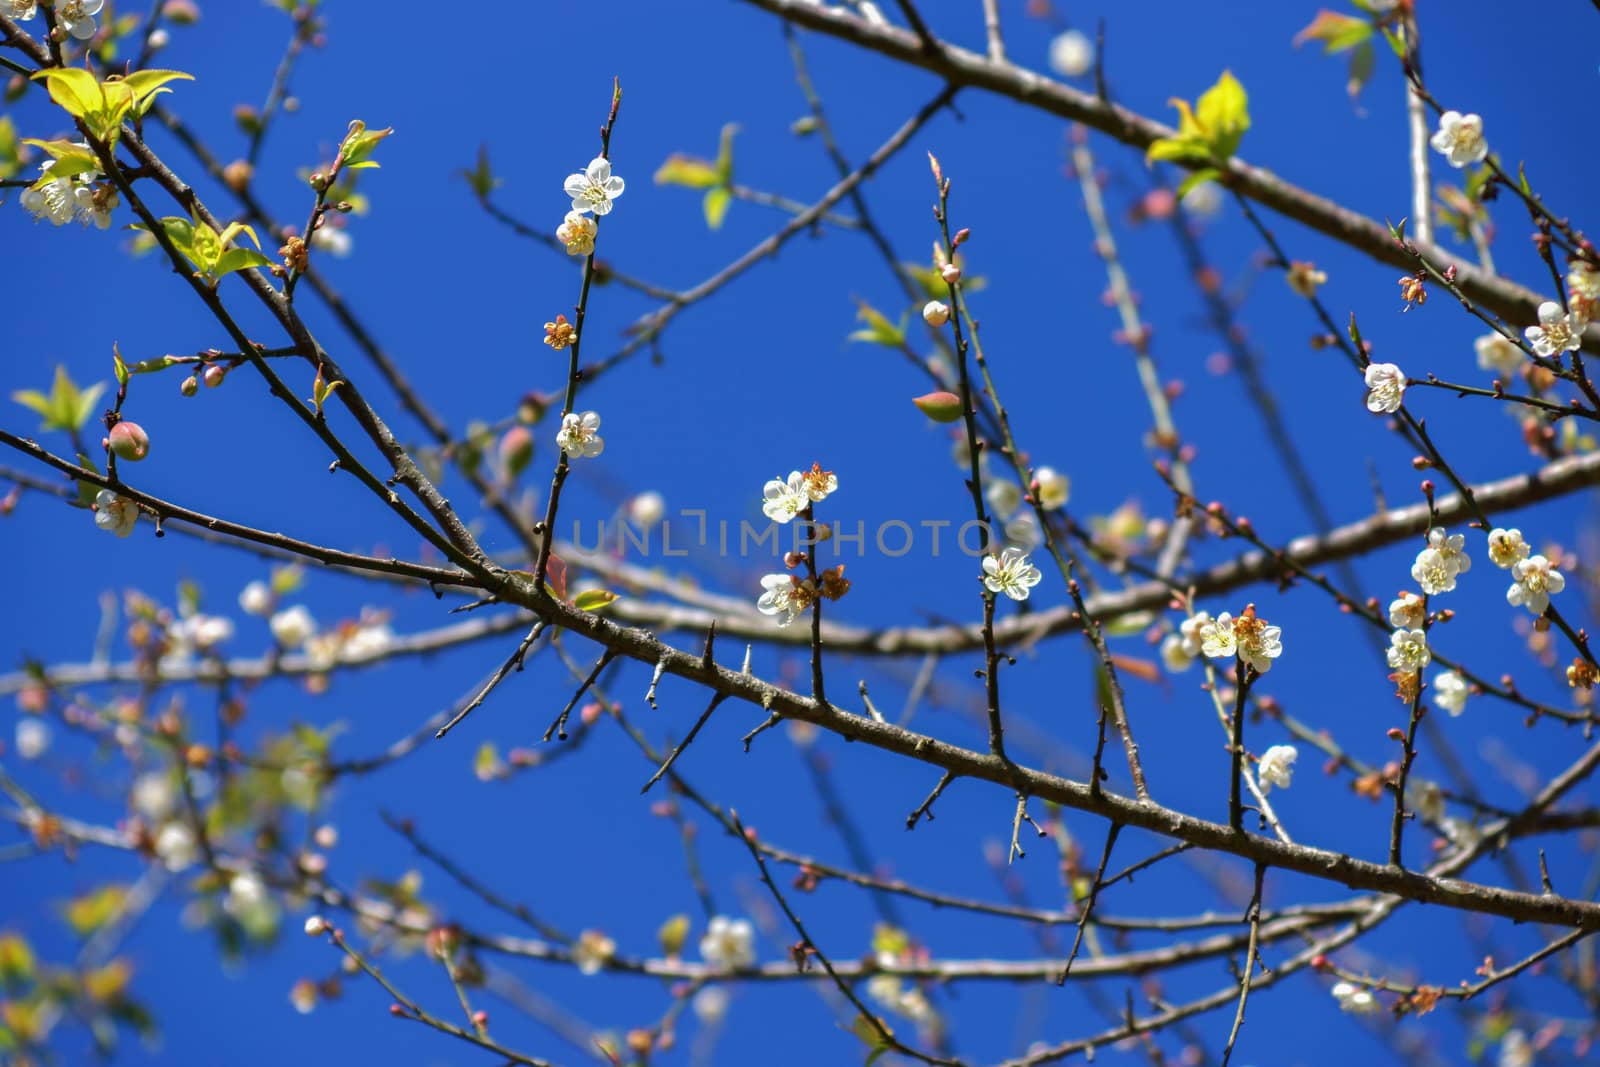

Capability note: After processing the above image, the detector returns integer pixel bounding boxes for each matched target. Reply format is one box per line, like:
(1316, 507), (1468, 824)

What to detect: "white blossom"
(699, 916), (756, 970)
(1410, 528), (1471, 595)
(269, 605), (317, 648)
(982, 548), (1042, 602)
(154, 821), (197, 872)
(628, 491), (666, 529)
(1525, 301), (1583, 356)
(1431, 671), (1469, 716)
(799, 464), (837, 503)
(1386, 628), (1431, 673)
(1047, 30), (1093, 78)
(239, 580), (273, 616)
(56, 0), (104, 38)
(14, 718), (50, 761)
(304, 915), (329, 937)
(922, 300), (950, 327)
(1002, 511), (1042, 552)
(573, 930), (616, 976)
(986, 480), (1022, 521)
(1429, 110), (1488, 168)
(1506, 554), (1565, 615)
(131, 772), (176, 820)
(1160, 632), (1193, 673)
(556, 210), (596, 256)
(1179, 611), (1213, 657)
(1257, 744), (1297, 793)
(757, 573), (811, 627)
(556, 411), (605, 458)
(1183, 181), (1222, 218)
(563, 157), (625, 216)
(1498, 1029), (1534, 1067)
(1475, 333), (1522, 378)
(341, 623), (394, 662)
(1569, 260), (1600, 323)
(1331, 980), (1379, 1014)
(309, 225), (352, 258)
(692, 986), (730, 1025)
(171, 613), (234, 652)
(1387, 592), (1425, 629)
(93, 489), (139, 537)
(761, 471), (809, 524)
(1363, 362), (1406, 413)
(2, 2), (38, 21)
(1033, 466), (1070, 510)
(1487, 528), (1530, 569)
(1199, 611), (1282, 673)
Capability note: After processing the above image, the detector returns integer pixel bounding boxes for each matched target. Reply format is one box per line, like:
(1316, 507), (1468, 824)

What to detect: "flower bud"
(922, 300), (951, 327)
(180, 374), (199, 396)
(203, 364), (226, 388)
(498, 425), (534, 480)
(912, 391), (964, 423)
(304, 915), (328, 936)
(940, 263), (962, 285)
(108, 421), (151, 462)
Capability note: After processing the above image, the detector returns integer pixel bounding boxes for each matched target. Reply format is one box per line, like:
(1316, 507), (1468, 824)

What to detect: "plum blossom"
(986, 479), (1022, 521)
(556, 411), (605, 458)
(93, 489), (139, 537)
(1003, 511), (1042, 552)
(982, 548), (1042, 602)
(700, 916), (756, 970)
(1047, 30), (1093, 77)
(1506, 554), (1565, 615)
(1256, 744), (1297, 793)
(564, 157), (625, 216)
(1386, 628), (1431, 673)
(757, 573), (813, 627)
(556, 210), (596, 256)
(1474, 333), (1522, 378)
(14, 719), (50, 761)
(1363, 362), (1406, 413)
(1033, 466), (1070, 510)
(573, 930), (616, 975)
(1429, 110), (1487, 168)
(1431, 671), (1469, 716)
(1162, 611), (1213, 672)
(154, 821), (197, 872)
(2, 3), (38, 21)
(1411, 528), (1470, 595)
(799, 463), (837, 503)
(1331, 980), (1379, 1014)
(1487, 528), (1530, 569)
(1525, 301), (1583, 356)
(1199, 609), (1282, 674)
(239, 580), (273, 616)
(761, 471), (809, 523)
(269, 605), (316, 648)
(1388, 592), (1425, 629)
(1569, 261), (1600, 323)
(171, 613), (234, 652)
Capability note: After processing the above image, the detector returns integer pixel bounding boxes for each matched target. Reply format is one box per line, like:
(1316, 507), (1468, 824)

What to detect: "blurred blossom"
(14, 718), (50, 760)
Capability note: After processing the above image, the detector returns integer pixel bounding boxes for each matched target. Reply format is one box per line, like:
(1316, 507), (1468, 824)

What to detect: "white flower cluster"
(699, 915), (756, 971)
(1160, 611), (1212, 673)
(5, 0), (103, 39)
(756, 465), (840, 625)
(21, 149), (116, 228)
(1410, 527), (1471, 596)
(1197, 609), (1283, 674)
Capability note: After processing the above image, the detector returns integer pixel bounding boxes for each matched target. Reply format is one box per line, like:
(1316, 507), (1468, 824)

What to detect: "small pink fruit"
(108, 421), (151, 462)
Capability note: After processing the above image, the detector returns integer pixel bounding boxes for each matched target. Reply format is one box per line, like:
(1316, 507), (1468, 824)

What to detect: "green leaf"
(714, 122), (738, 185)
(574, 589), (619, 612)
(1346, 39), (1375, 99)
(31, 68), (103, 121)
(213, 246), (273, 278)
(0, 934), (34, 984)
(461, 143), (499, 198)
(1146, 136), (1212, 166)
(653, 154), (722, 189)
(702, 185), (732, 230)
(13, 366), (106, 434)
(0, 117), (21, 182)
(1176, 167), (1222, 200)
(1293, 10), (1374, 53)
(340, 120), (393, 170)
(62, 885), (128, 937)
(112, 345), (129, 388)
(1194, 71), (1249, 159)
(848, 302), (907, 348)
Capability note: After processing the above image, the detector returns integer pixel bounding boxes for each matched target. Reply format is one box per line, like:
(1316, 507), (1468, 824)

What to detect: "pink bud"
(911, 391), (965, 424)
(180, 374), (199, 397)
(203, 364), (226, 388)
(940, 263), (962, 285)
(922, 300), (951, 327)
(108, 421), (151, 462)
(498, 425), (534, 479)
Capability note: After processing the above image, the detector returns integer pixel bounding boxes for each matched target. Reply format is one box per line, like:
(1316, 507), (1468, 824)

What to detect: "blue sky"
(3, 1), (1597, 1065)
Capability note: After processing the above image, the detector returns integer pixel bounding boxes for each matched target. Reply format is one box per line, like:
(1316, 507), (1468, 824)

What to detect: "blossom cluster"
(5, 0), (103, 40)
(21, 153), (118, 228)
(756, 465), (849, 625)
